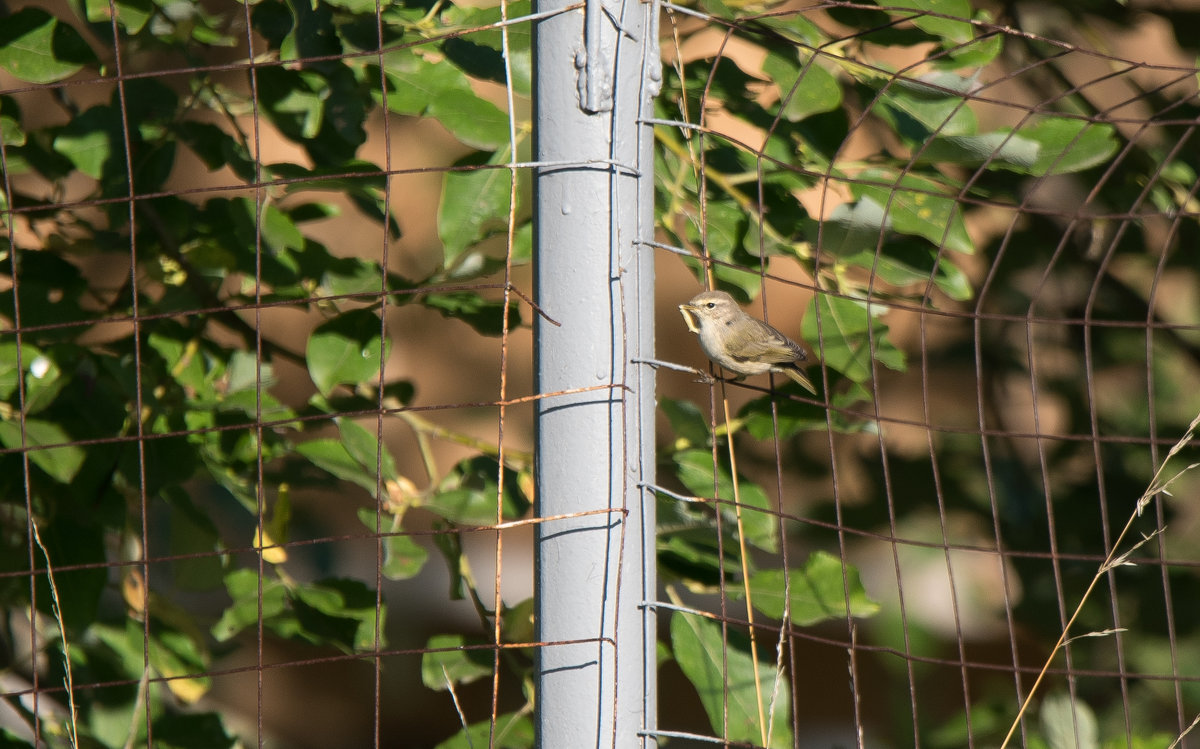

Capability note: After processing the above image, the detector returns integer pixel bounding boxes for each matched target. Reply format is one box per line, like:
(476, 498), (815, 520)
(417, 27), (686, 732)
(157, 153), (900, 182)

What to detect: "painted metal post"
(532, 0), (659, 744)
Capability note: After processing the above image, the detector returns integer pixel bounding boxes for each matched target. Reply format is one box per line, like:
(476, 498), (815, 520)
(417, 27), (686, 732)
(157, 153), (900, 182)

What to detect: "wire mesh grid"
(1, 0), (1199, 747)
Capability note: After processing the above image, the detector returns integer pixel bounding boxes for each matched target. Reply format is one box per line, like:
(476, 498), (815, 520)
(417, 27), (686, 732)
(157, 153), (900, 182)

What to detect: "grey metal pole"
(532, 0), (659, 743)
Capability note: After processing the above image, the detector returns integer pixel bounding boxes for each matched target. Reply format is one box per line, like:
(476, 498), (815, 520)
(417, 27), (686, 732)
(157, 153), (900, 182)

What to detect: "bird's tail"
(784, 366), (817, 395)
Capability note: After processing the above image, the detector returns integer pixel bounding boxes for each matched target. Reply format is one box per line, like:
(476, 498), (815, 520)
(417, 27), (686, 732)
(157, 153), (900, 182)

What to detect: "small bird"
(678, 290), (816, 394)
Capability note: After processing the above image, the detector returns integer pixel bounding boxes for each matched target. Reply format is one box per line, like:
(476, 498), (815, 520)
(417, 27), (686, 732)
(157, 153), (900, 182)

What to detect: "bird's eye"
(705, 303), (715, 309)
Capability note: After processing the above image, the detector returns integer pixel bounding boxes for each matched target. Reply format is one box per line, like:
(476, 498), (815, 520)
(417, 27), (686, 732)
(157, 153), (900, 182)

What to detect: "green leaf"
(175, 121), (254, 176)
(670, 612), (792, 748)
(291, 578), (381, 652)
(875, 78), (978, 140)
(754, 175), (812, 256)
(693, 198), (747, 260)
(930, 254), (972, 301)
(434, 713), (534, 749)
(305, 309), (389, 396)
(439, 1), (533, 97)
(737, 392), (826, 440)
(657, 532), (737, 590)
(802, 295), (906, 383)
(420, 633), (494, 691)
(223, 350), (272, 397)
(815, 196), (890, 258)
(131, 139), (176, 193)
(1041, 691), (1099, 749)
(337, 418), (398, 483)
(422, 290), (520, 336)
(308, 380), (414, 421)
(83, 0), (154, 34)
(295, 438), (365, 489)
(166, 487), (225, 592)
(146, 622), (210, 704)
(1021, 119), (1119, 176)
(426, 455), (530, 526)
(52, 105), (115, 179)
(943, 13), (1003, 68)
(740, 552), (880, 626)
(0, 342), (63, 415)
(749, 14), (827, 46)
(428, 88), (510, 151)
(357, 508), (428, 580)
(211, 569), (289, 642)
(672, 449), (777, 553)
(0, 98), (25, 148)
(296, 430), (390, 498)
(0, 341), (33, 399)
(660, 397), (711, 450)
(881, 0), (973, 45)
(257, 67), (330, 141)
(260, 201), (305, 255)
(0, 418), (85, 483)
(918, 132), (1041, 170)
(0, 8), (96, 84)
(839, 241), (974, 302)
(851, 169), (973, 254)
(438, 151), (513, 267)
(319, 256), (387, 297)
(511, 219), (533, 265)
(323, 0), (382, 12)
(761, 49), (842, 123)
(152, 712), (237, 749)
(681, 199), (762, 301)
(380, 49), (470, 115)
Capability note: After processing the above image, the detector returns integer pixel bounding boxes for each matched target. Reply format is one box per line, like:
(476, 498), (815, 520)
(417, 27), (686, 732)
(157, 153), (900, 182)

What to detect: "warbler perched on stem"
(678, 290), (816, 394)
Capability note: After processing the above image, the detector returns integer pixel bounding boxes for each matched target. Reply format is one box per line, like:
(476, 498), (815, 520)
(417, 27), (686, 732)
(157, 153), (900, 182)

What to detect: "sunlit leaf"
(851, 168), (973, 254)
(438, 151), (513, 267)
(740, 552), (880, 626)
(421, 633), (494, 691)
(1021, 118), (1119, 176)
(429, 88), (510, 151)
(83, 0), (154, 34)
(681, 199), (762, 302)
(918, 132), (1040, 170)
(881, 0), (974, 45)
(761, 49), (842, 123)
(802, 295), (906, 382)
(0, 8), (96, 83)
(426, 455), (530, 526)
(52, 106), (114, 179)
(1041, 691), (1099, 749)
(212, 570), (288, 642)
(673, 449), (777, 552)
(305, 309), (389, 396)
(434, 713), (533, 749)
(0, 418), (84, 483)
(423, 290), (520, 336)
(671, 612), (792, 748)
(357, 508), (428, 580)
(815, 196), (891, 258)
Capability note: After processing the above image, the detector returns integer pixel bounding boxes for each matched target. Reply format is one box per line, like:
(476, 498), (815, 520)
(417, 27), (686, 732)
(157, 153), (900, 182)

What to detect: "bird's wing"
(731, 319), (805, 364)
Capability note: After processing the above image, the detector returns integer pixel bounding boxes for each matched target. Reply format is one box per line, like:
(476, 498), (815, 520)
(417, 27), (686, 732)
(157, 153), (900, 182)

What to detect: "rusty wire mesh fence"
(3, 0), (1200, 747)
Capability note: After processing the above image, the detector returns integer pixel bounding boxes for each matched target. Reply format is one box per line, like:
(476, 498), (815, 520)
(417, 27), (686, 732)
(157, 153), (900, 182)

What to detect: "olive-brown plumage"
(678, 290), (816, 394)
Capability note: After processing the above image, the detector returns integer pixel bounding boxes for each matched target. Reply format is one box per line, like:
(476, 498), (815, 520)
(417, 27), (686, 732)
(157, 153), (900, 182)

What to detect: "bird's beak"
(677, 303), (701, 333)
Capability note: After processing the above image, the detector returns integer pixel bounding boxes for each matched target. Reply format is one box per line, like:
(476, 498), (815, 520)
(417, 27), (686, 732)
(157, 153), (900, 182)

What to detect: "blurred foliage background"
(1, 0), (1199, 746)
